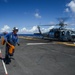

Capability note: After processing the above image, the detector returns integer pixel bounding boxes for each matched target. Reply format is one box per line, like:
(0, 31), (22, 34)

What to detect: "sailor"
(4, 27), (20, 63)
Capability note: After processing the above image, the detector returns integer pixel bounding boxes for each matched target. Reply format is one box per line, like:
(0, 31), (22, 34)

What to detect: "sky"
(0, 0), (75, 34)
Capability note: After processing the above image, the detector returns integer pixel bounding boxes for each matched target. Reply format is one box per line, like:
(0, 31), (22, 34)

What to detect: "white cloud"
(19, 25), (55, 34)
(19, 26), (38, 33)
(40, 26), (55, 33)
(65, 8), (70, 12)
(70, 23), (75, 26)
(66, 0), (75, 13)
(34, 13), (42, 18)
(20, 27), (27, 33)
(1, 25), (10, 32)
(0, 25), (55, 34)
(29, 26), (38, 32)
(48, 26), (55, 30)
(65, 0), (75, 24)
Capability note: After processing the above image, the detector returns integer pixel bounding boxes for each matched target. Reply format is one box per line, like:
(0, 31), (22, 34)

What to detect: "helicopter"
(34, 18), (75, 41)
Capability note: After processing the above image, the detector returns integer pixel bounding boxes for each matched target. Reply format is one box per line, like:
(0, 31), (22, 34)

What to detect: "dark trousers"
(5, 44), (10, 59)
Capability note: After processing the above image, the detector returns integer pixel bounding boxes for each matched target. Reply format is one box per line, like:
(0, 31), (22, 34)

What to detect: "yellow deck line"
(19, 36), (39, 40)
(56, 42), (75, 47)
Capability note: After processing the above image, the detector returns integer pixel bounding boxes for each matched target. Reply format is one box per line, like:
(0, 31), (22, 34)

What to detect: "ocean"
(0, 33), (42, 37)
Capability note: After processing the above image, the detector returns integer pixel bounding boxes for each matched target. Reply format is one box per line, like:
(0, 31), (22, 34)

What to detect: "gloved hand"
(17, 43), (20, 46)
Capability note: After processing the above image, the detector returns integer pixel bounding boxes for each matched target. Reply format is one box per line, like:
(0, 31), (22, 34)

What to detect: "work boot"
(10, 56), (15, 60)
(4, 55), (11, 64)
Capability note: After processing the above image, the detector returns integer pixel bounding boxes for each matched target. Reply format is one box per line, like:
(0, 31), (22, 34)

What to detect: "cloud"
(66, 0), (75, 13)
(19, 26), (38, 33)
(0, 25), (55, 34)
(19, 25), (55, 34)
(1, 25), (10, 32)
(34, 13), (42, 18)
(65, 8), (70, 12)
(20, 27), (27, 33)
(29, 26), (38, 32)
(41, 26), (55, 33)
(65, 0), (75, 24)
(70, 23), (75, 26)
(48, 26), (55, 29)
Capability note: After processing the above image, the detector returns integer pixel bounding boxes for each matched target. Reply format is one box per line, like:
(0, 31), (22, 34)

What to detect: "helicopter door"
(54, 31), (60, 38)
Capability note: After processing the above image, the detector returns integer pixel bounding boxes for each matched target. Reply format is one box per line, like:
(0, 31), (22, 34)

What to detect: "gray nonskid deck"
(0, 38), (75, 75)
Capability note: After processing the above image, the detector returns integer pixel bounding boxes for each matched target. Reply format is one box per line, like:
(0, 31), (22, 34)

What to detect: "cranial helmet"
(12, 27), (19, 31)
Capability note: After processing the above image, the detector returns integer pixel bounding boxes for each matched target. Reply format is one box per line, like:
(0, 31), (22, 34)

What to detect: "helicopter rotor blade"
(38, 24), (55, 26)
(56, 24), (67, 25)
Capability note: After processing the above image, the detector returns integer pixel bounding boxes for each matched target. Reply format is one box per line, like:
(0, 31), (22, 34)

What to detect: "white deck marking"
(0, 49), (8, 75)
(27, 43), (54, 45)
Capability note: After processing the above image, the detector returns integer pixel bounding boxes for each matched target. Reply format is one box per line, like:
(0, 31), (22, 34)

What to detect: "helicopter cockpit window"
(50, 29), (54, 32)
(71, 31), (75, 34)
(62, 31), (65, 36)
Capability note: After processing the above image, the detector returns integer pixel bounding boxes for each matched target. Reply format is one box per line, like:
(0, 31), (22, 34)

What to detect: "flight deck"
(0, 37), (75, 75)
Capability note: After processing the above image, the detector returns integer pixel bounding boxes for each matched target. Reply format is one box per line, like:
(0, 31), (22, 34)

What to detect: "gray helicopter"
(34, 18), (75, 41)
